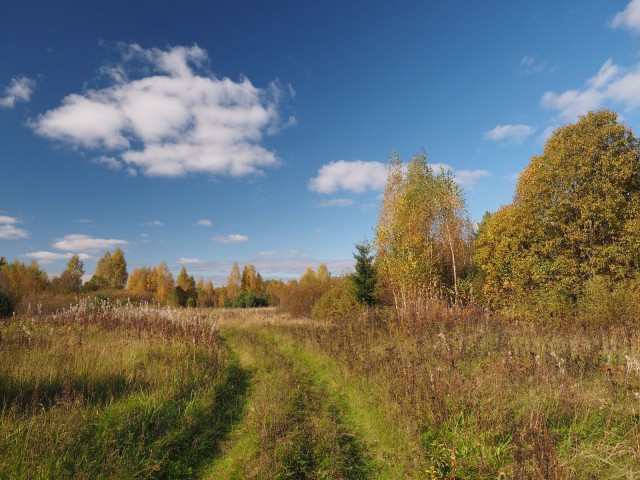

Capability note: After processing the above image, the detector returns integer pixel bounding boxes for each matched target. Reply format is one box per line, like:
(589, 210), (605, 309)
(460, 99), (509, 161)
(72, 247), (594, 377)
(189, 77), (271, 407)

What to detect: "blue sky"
(2, 0), (640, 283)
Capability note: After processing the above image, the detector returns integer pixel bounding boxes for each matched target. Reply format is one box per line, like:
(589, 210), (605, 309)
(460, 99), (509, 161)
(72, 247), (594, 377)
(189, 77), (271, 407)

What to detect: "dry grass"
(0, 300), (245, 479)
(267, 304), (640, 478)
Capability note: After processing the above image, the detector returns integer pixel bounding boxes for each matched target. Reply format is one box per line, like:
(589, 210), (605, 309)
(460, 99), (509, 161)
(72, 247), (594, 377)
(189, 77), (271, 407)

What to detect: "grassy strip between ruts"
(264, 328), (427, 479)
(205, 320), (372, 479)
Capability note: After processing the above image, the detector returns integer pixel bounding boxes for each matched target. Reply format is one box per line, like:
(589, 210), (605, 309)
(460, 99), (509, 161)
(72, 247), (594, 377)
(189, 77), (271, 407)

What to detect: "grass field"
(2, 303), (640, 478)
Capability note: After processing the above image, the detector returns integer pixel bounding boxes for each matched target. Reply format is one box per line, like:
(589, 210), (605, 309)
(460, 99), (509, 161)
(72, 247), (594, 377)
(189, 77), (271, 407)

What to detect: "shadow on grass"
(150, 360), (252, 479)
(0, 374), (145, 413)
(45, 346), (252, 479)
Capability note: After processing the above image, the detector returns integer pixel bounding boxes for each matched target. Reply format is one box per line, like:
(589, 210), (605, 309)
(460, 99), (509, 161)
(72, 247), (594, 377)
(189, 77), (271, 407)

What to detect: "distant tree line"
(0, 247), (281, 316)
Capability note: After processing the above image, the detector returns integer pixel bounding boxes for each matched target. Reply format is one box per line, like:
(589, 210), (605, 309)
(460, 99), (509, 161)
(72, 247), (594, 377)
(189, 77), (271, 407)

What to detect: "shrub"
(312, 279), (360, 322)
(232, 292), (269, 308)
(279, 280), (330, 318)
(578, 276), (640, 325)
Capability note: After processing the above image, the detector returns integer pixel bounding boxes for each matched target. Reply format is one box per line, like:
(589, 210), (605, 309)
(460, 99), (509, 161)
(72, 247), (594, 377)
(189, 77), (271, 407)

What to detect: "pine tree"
(351, 241), (377, 306)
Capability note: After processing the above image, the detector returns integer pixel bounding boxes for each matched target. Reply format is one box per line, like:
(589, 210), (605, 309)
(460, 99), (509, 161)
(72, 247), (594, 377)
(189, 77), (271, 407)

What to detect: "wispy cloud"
(53, 234), (128, 251)
(0, 76), (36, 108)
(0, 215), (28, 239)
(537, 125), (558, 145)
(144, 220), (164, 227)
(177, 257), (204, 265)
(213, 233), (248, 244)
(483, 124), (536, 144)
(430, 162), (491, 188)
(0, 225), (29, 240)
(519, 56), (552, 75)
(453, 169), (491, 187)
(22, 251), (92, 264)
(0, 215), (19, 225)
(309, 160), (387, 194)
(195, 219), (212, 227)
(92, 155), (122, 170)
(31, 44), (294, 178)
(315, 198), (355, 208)
(541, 58), (640, 120)
(256, 249), (308, 258)
(611, 0), (640, 34)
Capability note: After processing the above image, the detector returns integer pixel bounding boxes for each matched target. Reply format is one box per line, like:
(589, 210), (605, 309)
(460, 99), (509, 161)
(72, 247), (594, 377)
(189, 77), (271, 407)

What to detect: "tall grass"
(280, 302), (640, 478)
(0, 300), (244, 479)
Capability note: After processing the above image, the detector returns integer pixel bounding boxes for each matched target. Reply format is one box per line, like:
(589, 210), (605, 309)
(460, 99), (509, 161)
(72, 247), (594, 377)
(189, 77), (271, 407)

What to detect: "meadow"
(0, 300), (243, 479)
(2, 301), (640, 479)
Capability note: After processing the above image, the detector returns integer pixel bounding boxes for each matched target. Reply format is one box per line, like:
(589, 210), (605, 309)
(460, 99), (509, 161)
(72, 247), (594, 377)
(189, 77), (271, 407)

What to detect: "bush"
(578, 276), (640, 325)
(232, 292), (269, 308)
(279, 278), (332, 318)
(312, 279), (360, 322)
(0, 288), (13, 318)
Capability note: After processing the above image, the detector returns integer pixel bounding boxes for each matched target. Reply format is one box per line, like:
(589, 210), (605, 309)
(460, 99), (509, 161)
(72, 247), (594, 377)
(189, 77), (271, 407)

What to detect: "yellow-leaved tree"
(226, 262), (242, 301)
(475, 110), (640, 309)
(375, 150), (473, 317)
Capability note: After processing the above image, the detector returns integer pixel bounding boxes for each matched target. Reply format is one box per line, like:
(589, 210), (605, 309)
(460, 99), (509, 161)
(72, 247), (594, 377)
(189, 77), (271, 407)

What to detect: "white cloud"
(0, 215), (19, 224)
(429, 162), (490, 187)
(213, 233), (248, 244)
(453, 169), (491, 187)
(177, 257), (204, 265)
(310, 160), (490, 194)
(0, 76), (36, 108)
(256, 249), (308, 257)
(308, 160), (387, 193)
(53, 234), (128, 251)
(92, 155), (122, 170)
(611, 0), (640, 34)
(31, 44), (294, 178)
(541, 58), (640, 120)
(145, 220), (164, 227)
(520, 56), (552, 75)
(196, 219), (212, 227)
(483, 124), (536, 144)
(0, 215), (28, 239)
(0, 225), (29, 239)
(22, 251), (92, 264)
(315, 198), (355, 207)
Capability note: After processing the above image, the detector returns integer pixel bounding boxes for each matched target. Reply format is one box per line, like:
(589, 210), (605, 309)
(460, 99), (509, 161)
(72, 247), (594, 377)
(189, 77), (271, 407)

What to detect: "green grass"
(206, 319), (372, 479)
(0, 303), (246, 479)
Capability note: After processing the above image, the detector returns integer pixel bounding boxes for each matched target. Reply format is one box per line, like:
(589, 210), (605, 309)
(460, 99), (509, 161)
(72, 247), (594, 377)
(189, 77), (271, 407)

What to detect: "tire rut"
(204, 322), (372, 480)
